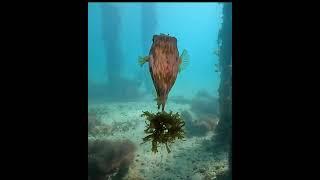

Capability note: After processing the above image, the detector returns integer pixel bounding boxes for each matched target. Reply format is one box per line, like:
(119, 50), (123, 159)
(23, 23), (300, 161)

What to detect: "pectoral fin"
(138, 56), (149, 67)
(178, 49), (190, 73)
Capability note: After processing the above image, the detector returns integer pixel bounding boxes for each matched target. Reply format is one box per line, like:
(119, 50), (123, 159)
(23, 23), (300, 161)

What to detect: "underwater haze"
(88, 2), (231, 180)
(89, 2), (223, 104)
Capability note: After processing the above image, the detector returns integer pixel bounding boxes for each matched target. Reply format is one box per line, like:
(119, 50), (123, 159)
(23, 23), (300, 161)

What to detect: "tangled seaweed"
(141, 111), (185, 153)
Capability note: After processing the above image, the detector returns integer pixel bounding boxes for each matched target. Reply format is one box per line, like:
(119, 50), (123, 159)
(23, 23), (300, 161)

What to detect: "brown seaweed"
(141, 111), (185, 153)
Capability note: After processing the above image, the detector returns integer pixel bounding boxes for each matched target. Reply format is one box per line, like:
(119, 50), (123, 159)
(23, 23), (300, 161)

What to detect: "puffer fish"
(139, 33), (189, 111)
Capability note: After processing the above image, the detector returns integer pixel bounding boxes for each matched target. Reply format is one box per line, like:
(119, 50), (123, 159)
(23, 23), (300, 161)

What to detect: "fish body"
(139, 34), (189, 111)
(149, 34), (179, 111)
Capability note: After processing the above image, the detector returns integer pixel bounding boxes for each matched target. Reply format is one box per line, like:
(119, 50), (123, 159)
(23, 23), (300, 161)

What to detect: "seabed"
(88, 101), (228, 180)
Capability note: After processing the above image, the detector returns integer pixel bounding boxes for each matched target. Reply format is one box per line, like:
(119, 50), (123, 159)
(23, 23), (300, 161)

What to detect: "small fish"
(138, 34), (189, 111)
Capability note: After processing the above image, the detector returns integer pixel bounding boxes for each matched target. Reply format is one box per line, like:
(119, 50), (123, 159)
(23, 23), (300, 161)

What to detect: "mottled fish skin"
(148, 34), (180, 111)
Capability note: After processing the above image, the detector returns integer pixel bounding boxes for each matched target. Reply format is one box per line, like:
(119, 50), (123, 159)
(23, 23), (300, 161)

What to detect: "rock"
(199, 168), (206, 174)
(191, 173), (203, 180)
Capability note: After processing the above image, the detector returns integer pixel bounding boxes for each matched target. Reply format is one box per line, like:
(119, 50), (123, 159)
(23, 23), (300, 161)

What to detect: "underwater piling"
(100, 4), (145, 101)
(141, 3), (157, 52)
(141, 3), (158, 93)
(101, 4), (123, 89)
(215, 3), (232, 179)
(215, 2), (232, 148)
